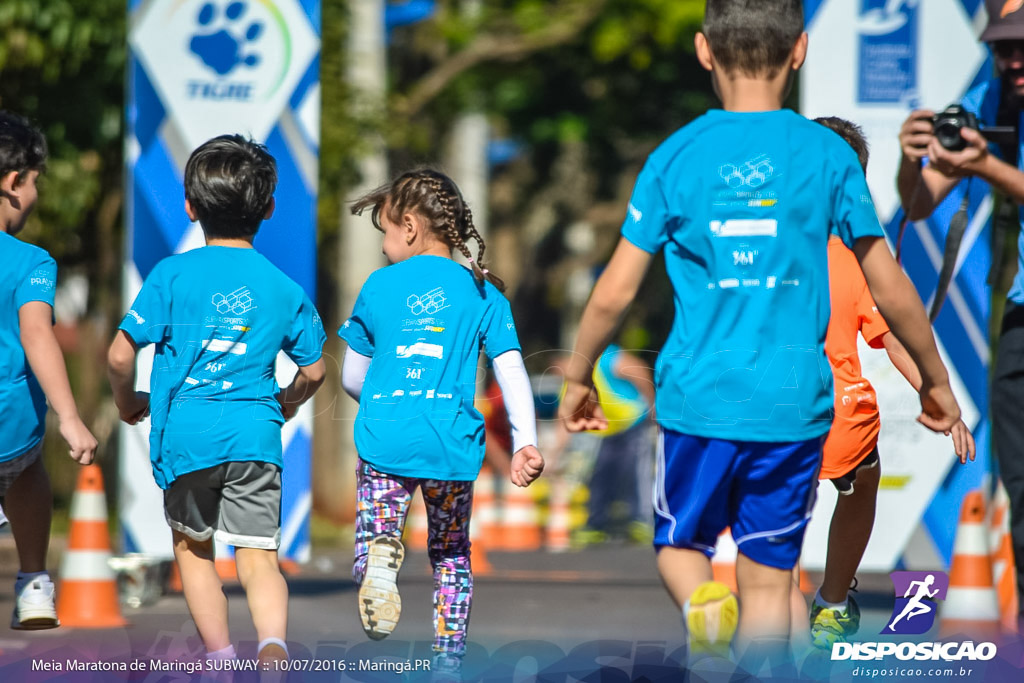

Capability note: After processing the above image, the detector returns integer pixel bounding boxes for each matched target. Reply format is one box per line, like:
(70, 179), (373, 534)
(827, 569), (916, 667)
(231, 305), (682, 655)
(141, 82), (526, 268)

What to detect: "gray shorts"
(0, 442), (42, 498)
(164, 461), (282, 550)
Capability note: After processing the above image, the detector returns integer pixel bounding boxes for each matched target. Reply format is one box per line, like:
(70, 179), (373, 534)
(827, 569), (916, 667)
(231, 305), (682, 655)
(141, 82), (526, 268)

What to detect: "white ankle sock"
(206, 645), (237, 660)
(814, 590), (848, 613)
(15, 571), (49, 594)
(258, 638), (289, 656)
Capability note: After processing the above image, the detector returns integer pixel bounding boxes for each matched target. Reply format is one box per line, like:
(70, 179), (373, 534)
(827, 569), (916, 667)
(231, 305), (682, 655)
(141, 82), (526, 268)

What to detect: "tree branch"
(397, 0), (609, 117)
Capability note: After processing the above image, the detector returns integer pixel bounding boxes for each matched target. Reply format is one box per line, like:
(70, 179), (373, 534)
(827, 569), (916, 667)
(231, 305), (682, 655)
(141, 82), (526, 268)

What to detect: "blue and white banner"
(801, 0), (991, 571)
(122, 0), (320, 562)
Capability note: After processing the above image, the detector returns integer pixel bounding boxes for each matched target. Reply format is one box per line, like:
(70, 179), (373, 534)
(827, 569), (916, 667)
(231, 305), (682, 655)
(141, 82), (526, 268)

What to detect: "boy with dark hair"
(796, 117), (974, 651)
(108, 134), (326, 664)
(560, 0), (961, 667)
(0, 111), (97, 630)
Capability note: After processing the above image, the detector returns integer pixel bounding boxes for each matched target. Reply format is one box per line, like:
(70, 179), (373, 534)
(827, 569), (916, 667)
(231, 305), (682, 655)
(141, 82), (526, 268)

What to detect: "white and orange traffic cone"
(56, 465), (127, 627)
(939, 490), (1001, 638)
(474, 466), (503, 550)
(546, 477), (572, 552)
(712, 528), (739, 593)
(989, 481), (1019, 632)
(498, 479), (542, 551)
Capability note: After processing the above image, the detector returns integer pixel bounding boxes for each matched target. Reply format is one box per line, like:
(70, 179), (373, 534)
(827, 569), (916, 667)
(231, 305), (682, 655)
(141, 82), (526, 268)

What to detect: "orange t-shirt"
(820, 237), (890, 479)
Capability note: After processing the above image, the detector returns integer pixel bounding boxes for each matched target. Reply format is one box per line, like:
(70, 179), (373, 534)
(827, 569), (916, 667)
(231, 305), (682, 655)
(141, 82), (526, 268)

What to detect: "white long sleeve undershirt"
(340, 347), (538, 453)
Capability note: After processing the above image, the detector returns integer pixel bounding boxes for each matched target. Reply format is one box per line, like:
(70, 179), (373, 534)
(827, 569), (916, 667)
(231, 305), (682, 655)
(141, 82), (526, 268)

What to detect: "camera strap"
(929, 188), (971, 322)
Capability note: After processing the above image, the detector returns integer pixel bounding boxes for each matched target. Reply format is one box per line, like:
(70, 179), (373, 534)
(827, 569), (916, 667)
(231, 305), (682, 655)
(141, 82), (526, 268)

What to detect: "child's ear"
(184, 198), (199, 222)
(694, 33), (714, 72)
(0, 170), (20, 195)
(790, 32), (808, 71)
(264, 197), (276, 220)
(402, 211), (421, 244)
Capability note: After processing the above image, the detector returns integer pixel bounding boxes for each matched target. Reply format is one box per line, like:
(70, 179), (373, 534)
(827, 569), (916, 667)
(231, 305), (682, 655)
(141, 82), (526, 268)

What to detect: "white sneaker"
(11, 577), (59, 630)
(358, 536), (405, 640)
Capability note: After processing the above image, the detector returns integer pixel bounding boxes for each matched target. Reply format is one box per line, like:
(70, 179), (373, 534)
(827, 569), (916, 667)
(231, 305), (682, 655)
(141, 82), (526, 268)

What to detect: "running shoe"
(809, 594), (861, 650)
(358, 536), (405, 640)
(11, 576), (59, 630)
(684, 581), (739, 659)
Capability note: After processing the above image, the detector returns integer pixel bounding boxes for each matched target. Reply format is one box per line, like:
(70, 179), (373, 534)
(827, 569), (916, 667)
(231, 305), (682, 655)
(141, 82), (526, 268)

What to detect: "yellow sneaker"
(358, 536), (405, 640)
(684, 581), (739, 659)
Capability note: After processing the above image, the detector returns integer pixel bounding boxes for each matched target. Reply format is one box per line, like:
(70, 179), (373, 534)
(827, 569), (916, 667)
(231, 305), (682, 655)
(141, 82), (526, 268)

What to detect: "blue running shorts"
(653, 428), (824, 569)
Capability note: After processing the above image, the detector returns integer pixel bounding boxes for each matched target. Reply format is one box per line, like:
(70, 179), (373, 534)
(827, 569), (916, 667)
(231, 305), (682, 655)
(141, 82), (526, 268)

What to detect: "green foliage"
(0, 0), (126, 265)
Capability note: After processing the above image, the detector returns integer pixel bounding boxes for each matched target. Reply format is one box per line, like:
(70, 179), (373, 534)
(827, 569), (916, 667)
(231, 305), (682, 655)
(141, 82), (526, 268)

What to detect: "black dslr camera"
(932, 104), (1015, 151)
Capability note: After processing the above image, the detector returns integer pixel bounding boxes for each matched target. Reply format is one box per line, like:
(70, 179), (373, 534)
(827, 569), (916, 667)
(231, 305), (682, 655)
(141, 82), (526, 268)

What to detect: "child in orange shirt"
(800, 117), (975, 651)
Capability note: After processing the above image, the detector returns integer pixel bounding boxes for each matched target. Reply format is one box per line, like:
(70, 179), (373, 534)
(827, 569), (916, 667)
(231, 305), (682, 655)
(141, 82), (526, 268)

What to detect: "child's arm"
(341, 347), (371, 401)
(107, 330), (150, 425)
(880, 332), (975, 463)
(19, 302), (98, 464)
(852, 236), (960, 433)
(277, 359), (326, 420)
(492, 350), (544, 487)
(559, 239), (654, 432)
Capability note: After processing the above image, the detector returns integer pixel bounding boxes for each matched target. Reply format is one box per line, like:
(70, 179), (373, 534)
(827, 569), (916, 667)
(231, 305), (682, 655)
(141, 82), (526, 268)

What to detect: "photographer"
(896, 0), (1024, 631)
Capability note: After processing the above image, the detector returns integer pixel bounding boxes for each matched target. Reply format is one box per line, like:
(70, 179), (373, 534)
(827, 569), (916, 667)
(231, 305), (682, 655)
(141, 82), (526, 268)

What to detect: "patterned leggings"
(353, 459), (474, 656)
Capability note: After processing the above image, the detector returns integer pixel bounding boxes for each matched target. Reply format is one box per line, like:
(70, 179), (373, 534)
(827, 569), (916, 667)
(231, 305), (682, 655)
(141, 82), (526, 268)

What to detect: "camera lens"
(934, 119), (966, 151)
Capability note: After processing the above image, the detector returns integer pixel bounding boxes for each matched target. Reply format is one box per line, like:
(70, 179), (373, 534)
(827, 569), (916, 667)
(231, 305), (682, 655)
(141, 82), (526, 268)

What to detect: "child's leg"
(421, 478), (474, 658)
(172, 530), (230, 652)
(820, 455), (879, 603)
(735, 554), (793, 642)
(656, 547), (714, 608)
(4, 450), (51, 573)
(353, 459), (415, 583)
(235, 548), (287, 646)
(789, 567), (809, 648)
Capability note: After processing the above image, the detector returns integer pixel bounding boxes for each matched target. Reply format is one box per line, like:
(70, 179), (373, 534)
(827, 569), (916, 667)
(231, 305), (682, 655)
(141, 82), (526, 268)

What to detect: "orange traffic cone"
(56, 465), (127, 627)
(404, 490), (429, 551)
(939, 490), (1001, 637)
(712, 528), (739, 592)
(474, 466), (503, 549)
(990, 481), (1019, 632)
(498, 480), (542, 551)
(546, 477), (572, 552)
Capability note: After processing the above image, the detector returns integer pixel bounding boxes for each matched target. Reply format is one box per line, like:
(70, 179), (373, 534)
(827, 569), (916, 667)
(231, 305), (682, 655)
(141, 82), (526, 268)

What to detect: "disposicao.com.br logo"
(830, 571), (997, 662)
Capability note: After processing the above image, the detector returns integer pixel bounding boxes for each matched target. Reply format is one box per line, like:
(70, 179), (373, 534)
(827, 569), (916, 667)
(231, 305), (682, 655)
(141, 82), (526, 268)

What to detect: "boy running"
(0, 111), (97, 630)
(108, 135), (326, 664)
(798, 117), (974, 651)
(559, 0), (962, 666)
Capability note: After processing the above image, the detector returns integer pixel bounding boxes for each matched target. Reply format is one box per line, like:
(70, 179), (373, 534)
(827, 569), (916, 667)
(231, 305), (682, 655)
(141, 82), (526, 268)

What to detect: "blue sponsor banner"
(123, 0), (320, 562)
(858, 0), (919, 105)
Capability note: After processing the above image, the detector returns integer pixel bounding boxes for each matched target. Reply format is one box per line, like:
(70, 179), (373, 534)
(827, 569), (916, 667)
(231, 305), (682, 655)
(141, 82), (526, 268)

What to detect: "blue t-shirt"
(339, 256), (521, 480)
(622, 109), (885, 442)
(0, 232), (57, 461)
(119, 246), (326, 489)
(960, 78), (1024, 304)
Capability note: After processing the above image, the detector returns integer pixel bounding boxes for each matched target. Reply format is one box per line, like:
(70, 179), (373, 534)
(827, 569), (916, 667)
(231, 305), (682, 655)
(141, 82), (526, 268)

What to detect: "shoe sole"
(11, 607), (59, 631)
(358, 536), (405, 640)
(685, 581), (738, 658)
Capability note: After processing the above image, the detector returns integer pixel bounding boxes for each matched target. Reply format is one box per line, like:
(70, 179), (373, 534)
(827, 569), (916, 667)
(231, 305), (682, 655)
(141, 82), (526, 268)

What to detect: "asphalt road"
(0, 544), (1020, 682)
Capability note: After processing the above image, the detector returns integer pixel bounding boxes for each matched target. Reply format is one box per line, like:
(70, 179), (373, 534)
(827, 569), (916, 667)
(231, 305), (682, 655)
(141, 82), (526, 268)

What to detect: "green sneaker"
(809, 595), (861, 650)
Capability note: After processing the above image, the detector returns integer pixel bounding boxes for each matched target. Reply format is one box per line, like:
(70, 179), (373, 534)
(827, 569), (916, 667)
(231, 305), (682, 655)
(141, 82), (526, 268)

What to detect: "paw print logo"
(190, 1), (264, 76)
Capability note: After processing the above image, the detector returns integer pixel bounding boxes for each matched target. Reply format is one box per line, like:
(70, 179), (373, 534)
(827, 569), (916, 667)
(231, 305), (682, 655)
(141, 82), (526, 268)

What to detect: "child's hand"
(916, 382), (961, 435)
(510, 445), (544, 487)
(950, 419), (976, 465)
(119, 391), (150, 425)
(277, 390), (297, 420)
(60, 415), (98, 465)
(558, 380), (607, 433)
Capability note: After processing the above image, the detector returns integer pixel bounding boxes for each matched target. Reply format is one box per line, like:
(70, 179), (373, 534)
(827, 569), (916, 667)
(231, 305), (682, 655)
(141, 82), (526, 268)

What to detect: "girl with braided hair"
(339, 168), (544, 678)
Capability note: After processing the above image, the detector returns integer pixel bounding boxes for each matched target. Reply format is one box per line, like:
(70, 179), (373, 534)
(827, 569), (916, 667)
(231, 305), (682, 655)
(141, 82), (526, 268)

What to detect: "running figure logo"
(884, 571), (949, 635)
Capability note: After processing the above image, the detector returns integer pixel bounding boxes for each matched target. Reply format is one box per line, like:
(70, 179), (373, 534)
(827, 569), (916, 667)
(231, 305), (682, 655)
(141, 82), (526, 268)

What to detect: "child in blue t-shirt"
(0, 111), (97, 630)
(560, 0), (962, 669)
(340, 168), (545, 677)
(108, 135), (326, 666)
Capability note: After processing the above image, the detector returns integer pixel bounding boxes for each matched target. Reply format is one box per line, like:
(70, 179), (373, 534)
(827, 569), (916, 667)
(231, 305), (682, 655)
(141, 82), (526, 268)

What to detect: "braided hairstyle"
(351, 168), (505, 291)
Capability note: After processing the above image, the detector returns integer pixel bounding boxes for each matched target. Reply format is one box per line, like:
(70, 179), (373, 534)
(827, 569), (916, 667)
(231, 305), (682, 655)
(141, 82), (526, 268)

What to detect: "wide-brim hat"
(981, 0), (1024, 42)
